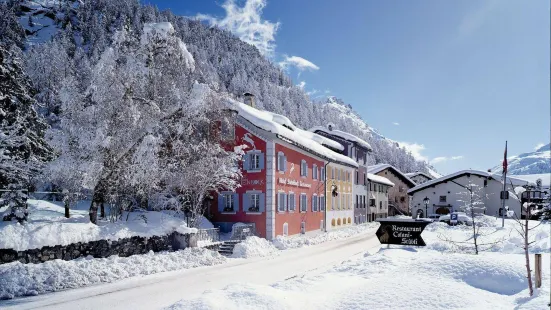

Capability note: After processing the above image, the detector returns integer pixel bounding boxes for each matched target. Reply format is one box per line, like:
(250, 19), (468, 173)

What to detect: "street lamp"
(423, 196), (430, 218)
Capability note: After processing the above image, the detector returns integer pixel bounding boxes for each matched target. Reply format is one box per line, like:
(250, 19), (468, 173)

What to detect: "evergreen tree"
(0, 45), (53, 220)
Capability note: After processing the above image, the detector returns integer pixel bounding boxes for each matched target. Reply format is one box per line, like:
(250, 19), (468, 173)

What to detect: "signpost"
(375, 219), (430, 246)
(450, 213), (458, 225)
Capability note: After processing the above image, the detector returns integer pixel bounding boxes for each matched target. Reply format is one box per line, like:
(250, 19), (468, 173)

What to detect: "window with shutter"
(277, 152), (285, 171)
(313, 164), (317, 179)
(288, 193), (296, 212)
(300, 194), (307, 212)
(321, 167), (325, 180)
(278, 192), (286, 212)
(320, 196), (325, 211)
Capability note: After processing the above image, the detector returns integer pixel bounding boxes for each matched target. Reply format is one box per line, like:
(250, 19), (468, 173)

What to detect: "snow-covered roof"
(309, 126), (372, 151)
(227, 99), (358, 167)
(405, 172), (434, 181)
(366, 164), (416, 187)
(367, 173), (394, 186)
(407, 170), (536, 195)
(492, 174), (538, 187)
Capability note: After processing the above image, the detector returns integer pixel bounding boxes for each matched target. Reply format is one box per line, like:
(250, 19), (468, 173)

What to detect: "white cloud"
(325, 90), (331, 94)
(458, 0), (498, 37)
(279, 55), (320, 71)
(430, 155), (464, 164)
(397, 142), (428, 162)
(534, 143), (545, 151)
(430, 157), (448, 164)
(297, 81), (306, 89)
(392, 122), (400, 126)
(196, 0), (280, 57)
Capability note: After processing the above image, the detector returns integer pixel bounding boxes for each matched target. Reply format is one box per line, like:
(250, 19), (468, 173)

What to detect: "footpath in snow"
(168, 216), (550, 310)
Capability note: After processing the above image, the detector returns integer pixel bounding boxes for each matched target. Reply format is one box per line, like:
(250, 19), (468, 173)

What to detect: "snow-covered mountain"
(492, 143), (550, 175)
(4, 0), (433, 175)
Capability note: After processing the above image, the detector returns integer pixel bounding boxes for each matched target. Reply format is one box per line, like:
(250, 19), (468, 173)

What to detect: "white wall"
(410, 174), (521, 218)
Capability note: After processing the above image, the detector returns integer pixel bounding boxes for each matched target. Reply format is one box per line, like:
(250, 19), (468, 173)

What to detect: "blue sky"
(148, 0), (550, 175)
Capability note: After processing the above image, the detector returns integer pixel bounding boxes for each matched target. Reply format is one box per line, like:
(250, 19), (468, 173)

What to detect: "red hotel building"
(211, 95), (357, 239)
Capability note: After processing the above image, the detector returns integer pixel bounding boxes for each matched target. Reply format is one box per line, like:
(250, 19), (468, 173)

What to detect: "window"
(355, 171), (358, 184)
(379, 201), (383, 209)
(250, 194), (260, 211)
(313, 164), (318, 179)
(277, 152), (286, 172)
(439, 196), (446, 203)
(300, 160), (308, 177)
(400, 196), (405, 202)
(399, 186), (404, 193)
(395, 196), (399, 203)
(300, 194), (307, 212)
(278, 192), (286, 212)
(320, 195), (325, 211)
(244, 151), (264, 172)
(312, 194), (318, 212)
(370, 199), (376, 207)
(288, 193), (296, 212)
(224, 194), (234, 212)
(321, 167), (325, 180)
(250, 153), (260, 170)
(356, 195), (359, 209)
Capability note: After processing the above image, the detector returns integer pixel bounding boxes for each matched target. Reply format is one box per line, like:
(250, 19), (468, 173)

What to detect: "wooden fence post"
(534, 253), (542, 289)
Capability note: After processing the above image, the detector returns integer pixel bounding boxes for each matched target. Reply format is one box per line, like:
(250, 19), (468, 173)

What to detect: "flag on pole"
(502, 141), (508, 174)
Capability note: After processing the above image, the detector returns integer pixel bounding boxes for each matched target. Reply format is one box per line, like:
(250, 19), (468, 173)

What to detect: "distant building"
(366, 173), (394, 220)
(310, 125), (373, 224)
(366, 164), (416, 216)
(405, 171), (434, 185)
(407, 170), (531, 218)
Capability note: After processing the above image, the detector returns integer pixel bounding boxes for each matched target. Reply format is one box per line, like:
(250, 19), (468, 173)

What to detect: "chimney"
(243, 93), (255, 108)
(487, 169), (492, 173)
(328, 124), (333, 131)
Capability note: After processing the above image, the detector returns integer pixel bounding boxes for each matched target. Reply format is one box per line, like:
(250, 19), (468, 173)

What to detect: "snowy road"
(1, 231), (380, 310)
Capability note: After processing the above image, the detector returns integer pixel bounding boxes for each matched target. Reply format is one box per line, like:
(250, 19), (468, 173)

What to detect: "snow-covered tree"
(48, 22), (242, 225)
(0, 44), (53, 220)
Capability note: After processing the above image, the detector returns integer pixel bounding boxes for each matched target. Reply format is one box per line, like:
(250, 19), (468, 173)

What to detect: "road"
(1, 231), (380, 310)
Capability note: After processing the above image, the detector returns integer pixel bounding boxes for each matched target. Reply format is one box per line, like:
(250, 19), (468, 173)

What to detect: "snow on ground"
(231, 236), (279, 259)
(0, 200), (198, 251)
(168, 217), (551, 310)
(272, 222), (379, 250)
(0, 248), (226, 300)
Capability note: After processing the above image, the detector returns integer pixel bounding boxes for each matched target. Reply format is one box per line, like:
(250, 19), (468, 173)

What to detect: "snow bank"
(0, 200), (197, 251)
(231, 236), (279, 259)
(272, 223), (378, 250)
(0, 248), (226, 300)
(168, 247), (549, 310)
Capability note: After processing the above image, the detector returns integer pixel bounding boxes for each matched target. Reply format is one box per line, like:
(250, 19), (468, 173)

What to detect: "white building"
(367, 173), (394, 220)
(407, 170), (532, 218)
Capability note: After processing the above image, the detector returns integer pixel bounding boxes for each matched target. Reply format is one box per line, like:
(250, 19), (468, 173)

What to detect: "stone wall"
(0, 232), (192, 265)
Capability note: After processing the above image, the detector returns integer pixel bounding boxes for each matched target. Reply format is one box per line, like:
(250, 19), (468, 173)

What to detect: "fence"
(196, 228), (221, 243)
(230, 224), (256, 240)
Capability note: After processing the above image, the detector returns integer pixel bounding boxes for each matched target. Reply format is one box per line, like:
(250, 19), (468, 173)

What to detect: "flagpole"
(501, 141), (507, 228)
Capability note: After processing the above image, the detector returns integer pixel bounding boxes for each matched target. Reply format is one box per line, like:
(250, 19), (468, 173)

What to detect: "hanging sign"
(375, 219), (430, 246)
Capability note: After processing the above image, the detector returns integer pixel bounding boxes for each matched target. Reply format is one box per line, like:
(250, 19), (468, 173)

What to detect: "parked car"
(439, 212), (473, 226)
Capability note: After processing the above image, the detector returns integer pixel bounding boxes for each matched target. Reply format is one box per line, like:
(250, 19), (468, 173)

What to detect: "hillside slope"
(492, 143), (550, 175)
(5, 0), (430, 174)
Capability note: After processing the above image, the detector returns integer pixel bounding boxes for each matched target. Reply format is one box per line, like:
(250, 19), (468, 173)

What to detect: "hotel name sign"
(278, 178), (312, 188)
